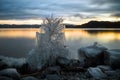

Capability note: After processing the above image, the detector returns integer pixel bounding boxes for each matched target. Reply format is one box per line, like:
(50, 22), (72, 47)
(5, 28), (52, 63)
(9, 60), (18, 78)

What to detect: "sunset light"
(0, 16), (120, 25)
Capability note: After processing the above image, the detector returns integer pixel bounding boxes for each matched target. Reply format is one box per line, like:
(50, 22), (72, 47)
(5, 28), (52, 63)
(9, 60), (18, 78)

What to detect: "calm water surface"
(0, 28), (120, 58)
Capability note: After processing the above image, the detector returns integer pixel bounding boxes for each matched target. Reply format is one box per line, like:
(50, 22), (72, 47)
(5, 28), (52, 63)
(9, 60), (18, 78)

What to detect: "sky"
(0, 0), (120, 25)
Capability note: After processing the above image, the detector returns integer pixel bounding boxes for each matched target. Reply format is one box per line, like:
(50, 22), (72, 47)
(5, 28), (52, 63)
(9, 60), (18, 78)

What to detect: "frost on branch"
(27, 17), (69, 69)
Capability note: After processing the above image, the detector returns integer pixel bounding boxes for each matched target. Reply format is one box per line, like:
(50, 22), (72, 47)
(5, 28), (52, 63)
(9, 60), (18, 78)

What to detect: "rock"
(105, 71), (117, 76)
(97, 65), (112, 71)
(45, 66), (61, 74)
(0, 56), (32, 74)
(0, 56), (28, 73)
(105, 70), (120, 79)
(104, 49), (120, 69)
(46, 74), (61, 80)
(69, 59), (81, 67)
(0, 61), (9, 70)
(56, 57), (71, 68)
(0, 76), (13, 80)
(41, 66), (61, 79)
(87, 67), (107, 79)
(0, 56), (26, 68)
(22, 76), (39, 80)
(15, 62), (32, 74)
(78, 43), (107, 67)
(0, 68), (20, 80)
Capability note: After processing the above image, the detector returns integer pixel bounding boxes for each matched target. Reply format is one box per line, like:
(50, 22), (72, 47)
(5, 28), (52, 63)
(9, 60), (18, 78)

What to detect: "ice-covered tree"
(27, 17), (69, 69)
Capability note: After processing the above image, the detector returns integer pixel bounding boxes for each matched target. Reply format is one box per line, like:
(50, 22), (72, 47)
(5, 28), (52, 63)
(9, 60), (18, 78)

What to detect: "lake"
(0, 28), (120, 58)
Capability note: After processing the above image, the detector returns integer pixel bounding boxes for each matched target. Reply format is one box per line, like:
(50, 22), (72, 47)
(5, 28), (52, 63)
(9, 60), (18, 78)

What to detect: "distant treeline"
(0, 21), (120, 28)
(74, 21), (120, 28)
(0, 25), (40, 28)
(65, 21), (120, 28)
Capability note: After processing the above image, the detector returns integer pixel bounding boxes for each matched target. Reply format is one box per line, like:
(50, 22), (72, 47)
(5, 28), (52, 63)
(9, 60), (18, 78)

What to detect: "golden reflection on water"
(0, 28), (120, 43)
(97, 32), (120, 42)
(64, 29), (90, 40)
(0, 28), (39, 39)
(64, 29), (120, 42)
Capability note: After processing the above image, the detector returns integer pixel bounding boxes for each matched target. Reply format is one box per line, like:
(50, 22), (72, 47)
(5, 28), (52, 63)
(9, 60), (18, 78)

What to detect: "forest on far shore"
(0, 21), (120, 28)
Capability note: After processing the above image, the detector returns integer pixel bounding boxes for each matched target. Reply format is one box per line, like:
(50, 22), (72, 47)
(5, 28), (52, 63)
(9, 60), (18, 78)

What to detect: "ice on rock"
(0, 68), (20, 80)
(0, 76), (13, 80)
(0, 56), (26, 68)
(78, 42), (107, 67)
(46, 74), (61, 80)
(87, 67), (107, 79)
(27, 17), (69, 69)
(22, 76), (39, 80)
(104, 49), (120, 69)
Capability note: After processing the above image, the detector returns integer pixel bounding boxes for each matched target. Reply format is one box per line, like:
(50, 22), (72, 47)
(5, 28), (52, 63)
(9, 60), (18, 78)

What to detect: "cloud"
(111, 13), (120, 17)
(91, 0), (120, 5)
(0, 0), (120, 20)
(0, 0), (56, 19)
(90, 0), (120, 12)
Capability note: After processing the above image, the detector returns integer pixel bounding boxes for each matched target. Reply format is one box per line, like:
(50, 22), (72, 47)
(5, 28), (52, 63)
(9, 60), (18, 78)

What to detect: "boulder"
(56, 57), (71, 68)
(14, 62), (32, 75)
(97, 65), (112, 72)
(0, 68), (20, 80)
(46, 74), (61, 80)
(78, 42), (107, 67)
(105, 71), (117, 76)
(104, 49), (120, 69)
(0, 56), (26, 68)
(105, 70), (120, 79)
(0, 56), (32, 74)
(22, 76), (39, 80)
(87, 67), (107, 79)
(0, 76), (13, 80)
(0, 61), (9, 70)
(69, 59), (81, 67)
(45, 66), (61, 74)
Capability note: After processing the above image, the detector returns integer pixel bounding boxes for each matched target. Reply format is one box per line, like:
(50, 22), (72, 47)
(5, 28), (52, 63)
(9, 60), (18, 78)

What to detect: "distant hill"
(75, 21), (120, 28)
(0, 25), (40, 28)
(0, 21), (120, 28)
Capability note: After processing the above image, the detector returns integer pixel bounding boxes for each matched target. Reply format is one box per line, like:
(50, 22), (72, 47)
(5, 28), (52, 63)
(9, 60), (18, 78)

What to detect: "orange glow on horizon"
(0, 16), (120, 25)
(0, 19), (43, 25)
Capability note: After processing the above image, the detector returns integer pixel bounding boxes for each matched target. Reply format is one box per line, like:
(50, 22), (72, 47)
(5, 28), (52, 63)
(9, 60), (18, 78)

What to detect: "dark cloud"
(91, 0), (120, 5)
(73, 14), (84, 18)
(90, 0), (120, 11)
(111, 13), (120, 17)
(0, 0), (56, 19)
(0, 0), (120, 20)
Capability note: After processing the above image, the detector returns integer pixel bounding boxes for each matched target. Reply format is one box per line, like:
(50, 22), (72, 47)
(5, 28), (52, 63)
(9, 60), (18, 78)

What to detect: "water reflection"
(64, 29), (90, 40)
(64, 29), (120, 58)
(97, 32), (120, 42)
(0, 28), (39, 38)
(64, 29), (120, 42)
(0, 28), (120, 58)
(1, 28), (120, 42)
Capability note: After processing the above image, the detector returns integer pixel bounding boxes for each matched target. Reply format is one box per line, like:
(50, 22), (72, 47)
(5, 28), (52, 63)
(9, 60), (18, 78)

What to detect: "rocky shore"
(0, 43), (120, 80)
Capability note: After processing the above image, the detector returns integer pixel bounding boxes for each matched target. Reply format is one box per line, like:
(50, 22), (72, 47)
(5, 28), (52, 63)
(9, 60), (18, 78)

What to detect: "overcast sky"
(0, 0), (120, 24)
